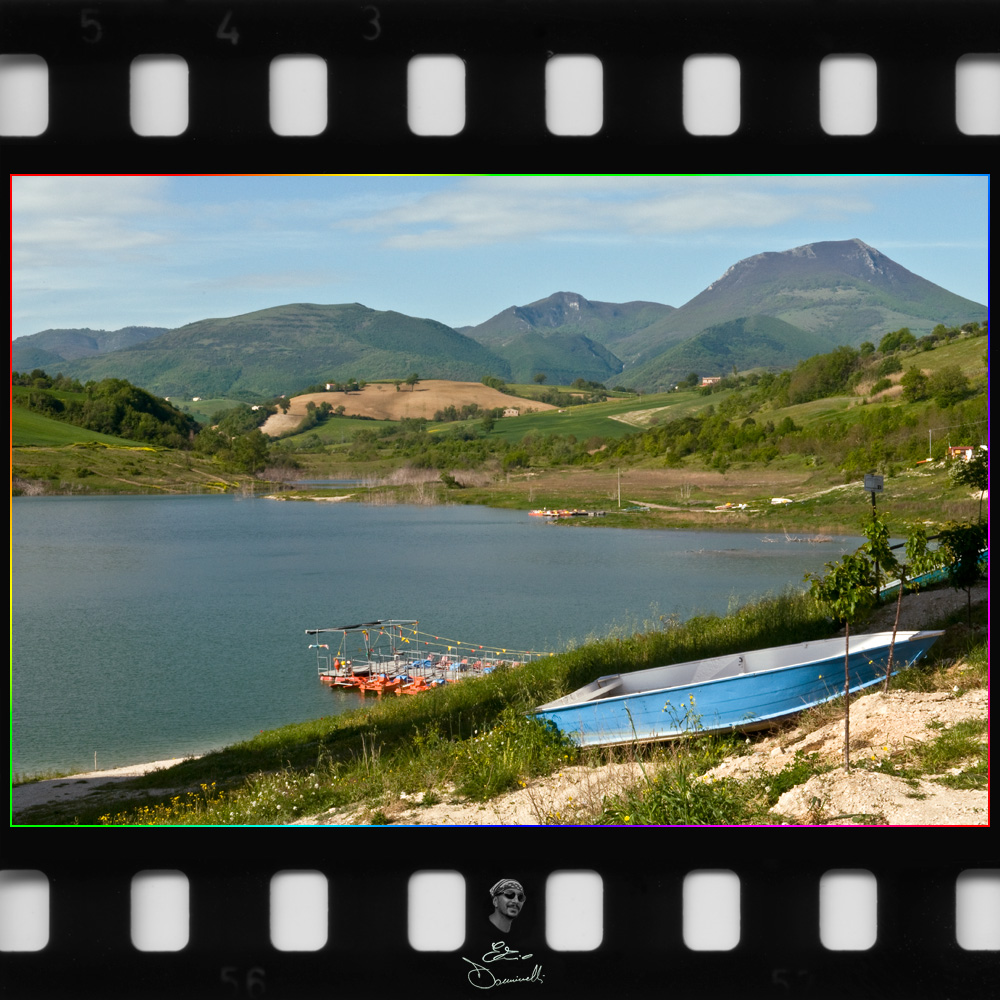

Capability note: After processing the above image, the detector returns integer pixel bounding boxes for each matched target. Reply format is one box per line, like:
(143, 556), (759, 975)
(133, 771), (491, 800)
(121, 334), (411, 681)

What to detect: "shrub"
(928, 365), (970, 408)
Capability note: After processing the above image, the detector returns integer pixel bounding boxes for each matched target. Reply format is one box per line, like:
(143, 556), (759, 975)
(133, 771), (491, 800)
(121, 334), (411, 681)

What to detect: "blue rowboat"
(532, 630), (944, 747)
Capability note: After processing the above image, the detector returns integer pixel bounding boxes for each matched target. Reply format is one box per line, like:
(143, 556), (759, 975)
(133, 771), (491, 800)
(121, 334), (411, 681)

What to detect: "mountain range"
(13, 240), (986, 398)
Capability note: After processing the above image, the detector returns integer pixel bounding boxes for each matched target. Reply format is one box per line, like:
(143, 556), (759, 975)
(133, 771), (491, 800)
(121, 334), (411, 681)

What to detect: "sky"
(10, 174), (990, 341)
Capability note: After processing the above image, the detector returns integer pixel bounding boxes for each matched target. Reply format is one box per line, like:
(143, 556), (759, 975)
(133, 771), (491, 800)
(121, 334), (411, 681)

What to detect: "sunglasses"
(502, 891), (526, 902)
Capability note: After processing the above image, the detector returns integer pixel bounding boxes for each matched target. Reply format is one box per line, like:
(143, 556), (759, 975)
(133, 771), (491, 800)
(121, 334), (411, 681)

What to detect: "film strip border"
(1, 0), (999, 162)
(2, 863), (999, 997)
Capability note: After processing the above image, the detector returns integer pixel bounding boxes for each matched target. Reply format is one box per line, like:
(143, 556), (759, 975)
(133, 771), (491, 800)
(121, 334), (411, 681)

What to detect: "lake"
(11, 495), (867, 776)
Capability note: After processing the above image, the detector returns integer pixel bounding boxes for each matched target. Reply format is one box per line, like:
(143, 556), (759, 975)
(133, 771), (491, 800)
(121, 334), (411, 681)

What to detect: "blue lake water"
(11, 495), (867, 776)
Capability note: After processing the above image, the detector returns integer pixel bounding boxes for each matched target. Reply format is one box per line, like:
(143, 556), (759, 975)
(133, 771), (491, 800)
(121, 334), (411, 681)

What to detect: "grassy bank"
(18, 589), (835, 825)
(18, 587), (986, 827)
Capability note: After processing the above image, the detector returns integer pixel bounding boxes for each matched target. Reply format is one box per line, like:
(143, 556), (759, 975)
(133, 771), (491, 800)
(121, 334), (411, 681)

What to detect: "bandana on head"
(490, 879), (525, 899)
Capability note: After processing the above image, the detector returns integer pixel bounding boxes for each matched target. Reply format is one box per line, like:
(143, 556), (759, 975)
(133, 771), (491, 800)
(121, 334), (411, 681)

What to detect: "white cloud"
(344, 176), (880, 249)
(12, 176), (173, 264)
(12, 175), (169, 215)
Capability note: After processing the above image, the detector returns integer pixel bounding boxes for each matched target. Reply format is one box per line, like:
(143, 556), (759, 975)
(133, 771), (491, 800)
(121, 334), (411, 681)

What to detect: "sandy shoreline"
(12, 755), (203, 815)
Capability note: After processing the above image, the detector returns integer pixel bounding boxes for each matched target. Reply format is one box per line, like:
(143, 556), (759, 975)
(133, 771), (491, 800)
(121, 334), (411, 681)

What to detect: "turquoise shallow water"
(12, 495), (864, 775)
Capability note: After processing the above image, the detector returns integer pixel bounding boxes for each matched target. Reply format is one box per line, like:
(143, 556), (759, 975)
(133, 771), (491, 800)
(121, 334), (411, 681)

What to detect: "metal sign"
(864, 474), (884, 492)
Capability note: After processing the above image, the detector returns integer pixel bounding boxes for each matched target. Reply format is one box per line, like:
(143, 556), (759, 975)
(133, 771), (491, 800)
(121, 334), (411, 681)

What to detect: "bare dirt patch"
(703, 687), (987, 825)
(260, 381), (556, 435)
(511, 466), (813, 503)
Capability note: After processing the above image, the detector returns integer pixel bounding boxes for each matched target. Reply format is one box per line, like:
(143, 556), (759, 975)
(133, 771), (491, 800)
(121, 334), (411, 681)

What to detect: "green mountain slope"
(621, 315), (836, 391)
(12, 326), (169, 370)
(614, 239), (986, 369)
(49, 304), (512, 399)
(459, 291), (679, 388)
(494, 330), (625, 384)
(460, 291), (676, 348)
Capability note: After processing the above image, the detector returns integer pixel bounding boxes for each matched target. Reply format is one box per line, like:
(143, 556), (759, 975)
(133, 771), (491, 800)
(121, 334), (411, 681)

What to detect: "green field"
(483, 390), (689, 442)
(899, 336), (988, 380)
(11, 406), (138, 448)
(11, 408), (254, 495)
(173, 397), (246, 423)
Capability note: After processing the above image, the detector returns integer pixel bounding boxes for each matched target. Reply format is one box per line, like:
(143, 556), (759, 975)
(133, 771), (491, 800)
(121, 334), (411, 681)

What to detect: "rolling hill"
(259, 379), (558, 435)
(31, 304), (513, 399)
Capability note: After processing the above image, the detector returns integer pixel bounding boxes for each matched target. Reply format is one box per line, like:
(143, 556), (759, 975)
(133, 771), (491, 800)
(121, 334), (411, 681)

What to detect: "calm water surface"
(12, 495), (866, 775)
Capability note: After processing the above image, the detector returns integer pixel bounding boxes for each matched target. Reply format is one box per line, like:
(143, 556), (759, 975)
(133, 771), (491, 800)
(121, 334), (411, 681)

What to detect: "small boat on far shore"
(533, 630), (944, 748)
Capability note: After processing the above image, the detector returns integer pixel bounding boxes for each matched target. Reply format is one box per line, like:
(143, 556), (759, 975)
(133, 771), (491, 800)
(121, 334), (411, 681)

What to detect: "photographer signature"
(462, 941), (544, 988)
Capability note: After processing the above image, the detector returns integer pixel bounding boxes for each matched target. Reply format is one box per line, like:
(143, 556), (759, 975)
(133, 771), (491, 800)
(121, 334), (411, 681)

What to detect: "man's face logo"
(495, 888), (524, 918)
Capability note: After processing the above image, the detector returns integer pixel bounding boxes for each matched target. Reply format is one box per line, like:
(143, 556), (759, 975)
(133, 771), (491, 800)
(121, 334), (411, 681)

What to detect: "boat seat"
(589, 677), (623, 700)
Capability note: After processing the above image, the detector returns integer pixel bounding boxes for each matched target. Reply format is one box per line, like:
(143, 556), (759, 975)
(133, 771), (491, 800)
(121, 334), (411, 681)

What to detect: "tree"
(878, 327), (915, 353)
(861, 510), (899, 598)
(533, 372), (547, 384)
(928, 364), (969, 408)
(405, 373), (420, 391)
(879, 522), (953, 692)
(899, 366), (929, 402)
(856, 507), (899, 687)
(951, 448), (988, 522)
(807, 553), (878, 773)
(937, 520), (987, 627)
(231, 430), (270, 474)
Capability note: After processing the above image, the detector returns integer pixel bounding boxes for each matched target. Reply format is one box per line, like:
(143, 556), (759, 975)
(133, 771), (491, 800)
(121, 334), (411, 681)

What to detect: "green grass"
(15, 589), (833, 825)
(907, 336), (988, 380)
(11, 407), (136, 447)
(597, 745), (834, 826)
(12, 441), (252, 496)
(174, 398), (245, 423)
(15, 586), (985, 826)
(485, 391), (684, 443)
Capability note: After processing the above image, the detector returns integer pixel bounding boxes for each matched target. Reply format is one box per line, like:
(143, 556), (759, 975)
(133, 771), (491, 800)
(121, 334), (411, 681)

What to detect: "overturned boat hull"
(533, 631), (944, 747)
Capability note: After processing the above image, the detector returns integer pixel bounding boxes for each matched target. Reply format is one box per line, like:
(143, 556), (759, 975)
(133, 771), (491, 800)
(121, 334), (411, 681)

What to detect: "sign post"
(864, 474), (885, 585)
